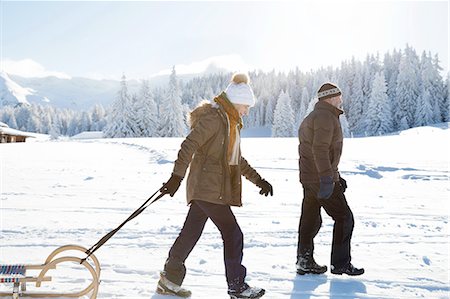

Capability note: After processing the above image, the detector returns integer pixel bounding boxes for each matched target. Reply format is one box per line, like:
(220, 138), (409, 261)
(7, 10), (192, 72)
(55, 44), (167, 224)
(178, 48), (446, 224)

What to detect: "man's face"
(329, 95), (343, 109)
(233, 104), (250, 117)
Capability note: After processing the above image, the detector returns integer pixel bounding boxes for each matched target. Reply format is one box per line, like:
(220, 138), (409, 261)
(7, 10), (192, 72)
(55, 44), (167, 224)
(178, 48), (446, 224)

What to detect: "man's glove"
(160, 174), (183, 197)
(317, 176), (334, 199)
(339, 176), (347, 193)
(256, 179), (273, 196)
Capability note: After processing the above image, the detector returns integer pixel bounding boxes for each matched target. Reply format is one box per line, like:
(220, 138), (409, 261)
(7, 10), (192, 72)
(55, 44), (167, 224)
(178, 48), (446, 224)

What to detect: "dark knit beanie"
(317, 83), (342, 101)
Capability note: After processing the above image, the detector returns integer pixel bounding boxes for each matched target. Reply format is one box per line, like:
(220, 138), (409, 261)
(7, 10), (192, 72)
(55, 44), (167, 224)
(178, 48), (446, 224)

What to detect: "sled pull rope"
(81, 189), (166, 263)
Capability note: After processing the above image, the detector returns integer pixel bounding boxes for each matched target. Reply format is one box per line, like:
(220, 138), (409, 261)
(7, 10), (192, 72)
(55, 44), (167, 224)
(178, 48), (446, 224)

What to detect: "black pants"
(297, 183), (354, 268)
(164, 200), (246, 287)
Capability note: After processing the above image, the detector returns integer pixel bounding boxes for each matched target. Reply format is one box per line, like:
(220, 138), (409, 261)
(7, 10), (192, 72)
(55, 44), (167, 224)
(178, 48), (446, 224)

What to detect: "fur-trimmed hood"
(188, 100), (217, 128)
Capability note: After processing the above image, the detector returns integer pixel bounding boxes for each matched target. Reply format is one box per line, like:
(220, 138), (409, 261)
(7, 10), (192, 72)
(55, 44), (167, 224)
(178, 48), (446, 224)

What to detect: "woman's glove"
(256, 179), (273, 197)
(160, 174), (183, 197)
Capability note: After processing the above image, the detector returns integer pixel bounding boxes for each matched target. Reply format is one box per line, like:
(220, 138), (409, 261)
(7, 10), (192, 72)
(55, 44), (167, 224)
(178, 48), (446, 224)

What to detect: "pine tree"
(384, 49), (401, 110)
(415, 52), (438, 126)
(136, 80), (159, 137)
(431, 54), (447, 122)
(159, 66), (186, 137)
(91, 105), (106, 131)
(79, 111), (92, 132)
(415, 89), (434, 127)
(348, 63), (364, 135)
(265, 95), (276, 126)
(365, 72), (393, 135)
(272, 90), (295, 137)
(0, 106), (17, 129)
(394, 45), (420, 129)
(445, 72), (450, 122)
(128, 93), (142, 137)
(104, 74), (137, 138)
(15, 105), (31, 131)
(340, 114), (351, 138)
(298, 87), (310, 125)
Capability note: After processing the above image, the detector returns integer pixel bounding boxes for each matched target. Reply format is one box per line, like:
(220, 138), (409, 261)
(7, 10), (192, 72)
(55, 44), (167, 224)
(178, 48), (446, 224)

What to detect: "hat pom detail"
(231, 73), (249, 84)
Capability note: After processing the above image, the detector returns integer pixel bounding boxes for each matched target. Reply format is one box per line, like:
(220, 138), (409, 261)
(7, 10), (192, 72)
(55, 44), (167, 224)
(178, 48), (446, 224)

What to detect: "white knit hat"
(225, 82), (256, 107)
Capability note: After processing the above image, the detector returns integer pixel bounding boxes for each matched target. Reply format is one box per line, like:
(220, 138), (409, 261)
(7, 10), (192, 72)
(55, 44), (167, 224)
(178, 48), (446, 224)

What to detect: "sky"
(1, 0), (449, 80)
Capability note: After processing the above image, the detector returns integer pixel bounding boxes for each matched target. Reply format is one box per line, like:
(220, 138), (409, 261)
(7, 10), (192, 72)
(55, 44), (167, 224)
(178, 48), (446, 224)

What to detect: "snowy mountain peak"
(0, 71), (32, 106)
(0, 72), (52, 107)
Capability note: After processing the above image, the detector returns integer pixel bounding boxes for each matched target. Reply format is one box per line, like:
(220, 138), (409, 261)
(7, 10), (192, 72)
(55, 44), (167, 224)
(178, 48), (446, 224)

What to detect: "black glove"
(256, 179), (273, 197)
(339, 176), (347, 193)
(317, 176), (335, 199)
(160, 174), (183, 197)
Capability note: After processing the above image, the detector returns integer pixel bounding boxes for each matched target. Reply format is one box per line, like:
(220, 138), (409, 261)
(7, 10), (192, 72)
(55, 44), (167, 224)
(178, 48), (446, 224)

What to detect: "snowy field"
(1, 123), (449, 299)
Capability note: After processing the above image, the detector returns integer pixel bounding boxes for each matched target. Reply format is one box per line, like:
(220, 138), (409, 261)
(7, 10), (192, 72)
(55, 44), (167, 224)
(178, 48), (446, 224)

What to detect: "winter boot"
(296, 250), (327, 275)
(156, 271), (192, 298)
(228, 283), (265, 299)
(331, 263), (364, 276)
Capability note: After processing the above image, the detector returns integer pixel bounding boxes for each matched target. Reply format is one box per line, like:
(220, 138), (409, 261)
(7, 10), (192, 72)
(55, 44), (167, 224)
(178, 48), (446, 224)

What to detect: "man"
(296, 82), (364, 276)
(157, 73), (273, 299)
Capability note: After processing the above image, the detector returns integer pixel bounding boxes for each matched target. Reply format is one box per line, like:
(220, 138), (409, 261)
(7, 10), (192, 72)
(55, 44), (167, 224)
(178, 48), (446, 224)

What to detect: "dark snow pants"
(164, 200), (246, 287)
(297, 182), (355, 268)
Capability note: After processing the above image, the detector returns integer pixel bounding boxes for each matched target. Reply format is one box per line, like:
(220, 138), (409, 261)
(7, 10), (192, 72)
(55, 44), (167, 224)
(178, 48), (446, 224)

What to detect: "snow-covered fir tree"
(264, 93), (276, 126)
(431, 54), (448, 122)
(415, 52), (439, 126)
(135, 80), (159, 137)
(348, 63), (365, 135)
(103, 74), (137, 138)
(91, 105), (106, 131)
(365, 72), (393, 135)
(272, 90), (295, 137)
(158, 66), (187, 137)
(384, 49), (401, 105)
(340, 114), (351, 138)
(394, 45), (420, 129)
(128, 93), (142, 137)
(446, 72), (450, 122)
(297, 87), (310, 125)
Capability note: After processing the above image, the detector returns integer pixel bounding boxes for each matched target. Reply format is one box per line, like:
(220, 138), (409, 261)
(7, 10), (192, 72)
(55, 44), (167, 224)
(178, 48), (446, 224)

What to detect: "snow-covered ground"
(1, 124), (449, 299)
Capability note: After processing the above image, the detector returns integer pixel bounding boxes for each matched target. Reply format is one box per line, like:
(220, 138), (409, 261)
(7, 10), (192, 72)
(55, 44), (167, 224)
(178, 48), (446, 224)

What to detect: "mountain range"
(0, 72), (141, 110)
(0, 64), (231, 111)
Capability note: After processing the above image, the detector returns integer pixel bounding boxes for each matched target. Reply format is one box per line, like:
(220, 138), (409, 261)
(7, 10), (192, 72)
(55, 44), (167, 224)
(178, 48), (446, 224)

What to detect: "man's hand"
(160, 174), (183, 197)
(318, 176), (335, 199)
(256, 179), (274, 197)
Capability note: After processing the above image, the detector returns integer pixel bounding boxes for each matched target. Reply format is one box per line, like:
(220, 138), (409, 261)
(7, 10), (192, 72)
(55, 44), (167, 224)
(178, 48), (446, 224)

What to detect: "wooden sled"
(0, 245), (100, 299)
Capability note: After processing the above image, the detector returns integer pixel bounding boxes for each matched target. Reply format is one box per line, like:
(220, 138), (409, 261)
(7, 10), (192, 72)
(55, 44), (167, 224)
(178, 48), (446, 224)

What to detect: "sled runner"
(0, 244), (100, 299)
(1, 189), (166, 299)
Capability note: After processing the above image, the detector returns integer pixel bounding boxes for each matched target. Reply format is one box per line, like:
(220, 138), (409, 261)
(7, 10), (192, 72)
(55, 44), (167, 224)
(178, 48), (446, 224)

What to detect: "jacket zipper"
(218, 109), (230, 201)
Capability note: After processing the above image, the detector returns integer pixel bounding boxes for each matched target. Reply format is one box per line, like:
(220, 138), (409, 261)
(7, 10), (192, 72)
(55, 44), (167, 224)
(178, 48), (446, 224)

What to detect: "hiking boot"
(228, 283), (265, 299)
(156, 271), (192, 298)
(331, 263), (364, 276)
(296, 250), (327, 275)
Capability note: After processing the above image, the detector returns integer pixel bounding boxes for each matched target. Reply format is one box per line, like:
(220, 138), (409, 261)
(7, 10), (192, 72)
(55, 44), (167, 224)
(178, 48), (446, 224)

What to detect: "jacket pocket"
(196, 163), (223, 198)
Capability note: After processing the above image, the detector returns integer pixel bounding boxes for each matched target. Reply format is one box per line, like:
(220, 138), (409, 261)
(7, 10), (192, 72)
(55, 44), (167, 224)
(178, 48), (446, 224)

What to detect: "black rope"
(81, 189), (166, 263)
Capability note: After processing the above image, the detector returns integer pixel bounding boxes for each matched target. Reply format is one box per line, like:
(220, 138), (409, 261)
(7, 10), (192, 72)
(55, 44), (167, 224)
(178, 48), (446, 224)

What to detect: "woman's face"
(233, 104), (250, 117)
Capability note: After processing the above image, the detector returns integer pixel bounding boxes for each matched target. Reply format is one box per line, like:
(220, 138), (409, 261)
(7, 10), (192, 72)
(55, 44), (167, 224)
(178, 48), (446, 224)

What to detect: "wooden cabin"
(0, 122), (34, 143)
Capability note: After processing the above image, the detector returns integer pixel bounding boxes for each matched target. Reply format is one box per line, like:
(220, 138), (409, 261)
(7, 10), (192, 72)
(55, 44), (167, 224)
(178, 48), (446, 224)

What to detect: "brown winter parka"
(172, 95), (262, 207)
(298, 100), (344, 183)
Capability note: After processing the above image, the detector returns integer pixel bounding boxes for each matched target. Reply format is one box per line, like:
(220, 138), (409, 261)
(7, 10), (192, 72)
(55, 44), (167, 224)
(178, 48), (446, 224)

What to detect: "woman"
(156, 73), (273, 299)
